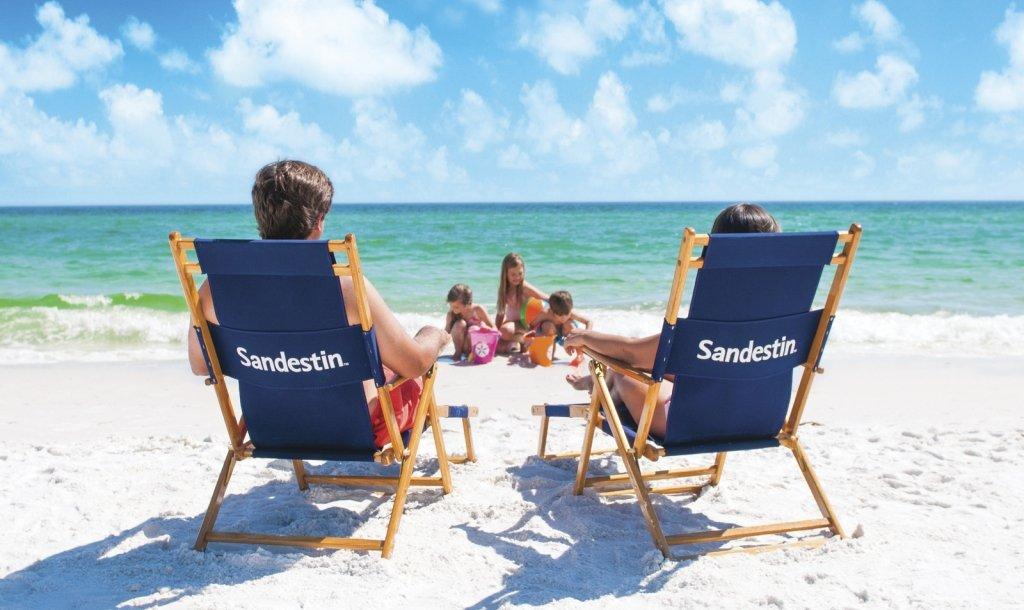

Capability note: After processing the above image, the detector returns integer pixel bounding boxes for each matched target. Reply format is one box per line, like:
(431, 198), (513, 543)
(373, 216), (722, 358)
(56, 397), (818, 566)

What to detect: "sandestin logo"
(696, 336), (797, 363)
(236, 347), (349, 373)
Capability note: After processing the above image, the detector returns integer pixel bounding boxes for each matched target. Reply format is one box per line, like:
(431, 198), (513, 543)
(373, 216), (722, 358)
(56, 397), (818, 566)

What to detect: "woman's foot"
(565, 371), (593, 392)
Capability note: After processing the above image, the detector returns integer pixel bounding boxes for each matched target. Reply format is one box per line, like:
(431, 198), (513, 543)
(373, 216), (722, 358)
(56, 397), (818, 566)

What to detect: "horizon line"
(3, 199), (1024, 208)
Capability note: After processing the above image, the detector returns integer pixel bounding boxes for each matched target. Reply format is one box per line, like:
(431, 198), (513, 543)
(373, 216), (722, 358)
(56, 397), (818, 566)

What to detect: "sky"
(1, 0), (1023, 204)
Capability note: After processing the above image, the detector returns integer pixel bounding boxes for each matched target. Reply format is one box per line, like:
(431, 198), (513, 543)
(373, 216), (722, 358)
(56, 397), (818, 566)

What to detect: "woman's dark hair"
(711, 203), (780, 234)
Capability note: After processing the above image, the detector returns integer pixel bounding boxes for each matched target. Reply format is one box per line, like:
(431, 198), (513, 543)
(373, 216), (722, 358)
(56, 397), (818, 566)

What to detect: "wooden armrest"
(531, 404), (591, 418)
(437, 405), (478, 418)
(383, 376), (411, 391)
(582, 347), (656, 385)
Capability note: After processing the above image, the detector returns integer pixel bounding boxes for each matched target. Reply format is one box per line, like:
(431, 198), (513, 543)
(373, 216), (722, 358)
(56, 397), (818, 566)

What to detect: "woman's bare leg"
(606, 372), (671, 438)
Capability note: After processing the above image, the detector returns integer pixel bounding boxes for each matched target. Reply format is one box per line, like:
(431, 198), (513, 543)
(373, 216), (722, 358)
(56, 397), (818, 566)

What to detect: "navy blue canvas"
(194, 239), (386, 460)
(209, 324), (376, 390)
(663, 310), (822, 380)
(632, 232), (838, 454)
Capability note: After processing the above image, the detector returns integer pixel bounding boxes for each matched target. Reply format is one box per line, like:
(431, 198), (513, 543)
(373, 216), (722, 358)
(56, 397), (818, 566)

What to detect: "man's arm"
(563, 329), (660, 370)
(363, 278), (450, 379)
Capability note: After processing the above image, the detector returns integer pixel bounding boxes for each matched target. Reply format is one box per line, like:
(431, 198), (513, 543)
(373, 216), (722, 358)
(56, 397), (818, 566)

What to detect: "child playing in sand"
(494, 252), (549, 354)
(444, 283), (495, 361)
(530, 290), (592, 341)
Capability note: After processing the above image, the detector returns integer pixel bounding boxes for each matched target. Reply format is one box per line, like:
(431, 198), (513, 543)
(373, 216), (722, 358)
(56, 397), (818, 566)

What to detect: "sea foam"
(0, 297), (1021, 364)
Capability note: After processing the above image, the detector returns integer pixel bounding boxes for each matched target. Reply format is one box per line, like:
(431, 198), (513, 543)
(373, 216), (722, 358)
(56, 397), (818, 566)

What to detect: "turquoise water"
(1, 203), (1022, 361)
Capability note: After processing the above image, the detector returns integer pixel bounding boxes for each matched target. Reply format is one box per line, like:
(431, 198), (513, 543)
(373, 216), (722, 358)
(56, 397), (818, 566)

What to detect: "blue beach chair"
(533, 225), (862, 557)
(169, 232), (476, 558)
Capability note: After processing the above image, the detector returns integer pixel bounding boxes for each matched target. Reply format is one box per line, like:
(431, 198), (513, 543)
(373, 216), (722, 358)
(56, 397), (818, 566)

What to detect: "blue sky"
(1, 0), (1023, 204)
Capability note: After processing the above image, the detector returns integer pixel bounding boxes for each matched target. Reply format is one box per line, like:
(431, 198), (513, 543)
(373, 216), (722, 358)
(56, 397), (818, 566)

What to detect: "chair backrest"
(651, 231), (844, 453)
(189, 238), (387, 461)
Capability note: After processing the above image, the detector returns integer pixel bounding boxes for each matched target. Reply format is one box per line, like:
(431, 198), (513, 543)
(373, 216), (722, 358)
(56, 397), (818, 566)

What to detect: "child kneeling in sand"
(445, 283), (495, 361)
(530, 290), (592, 341)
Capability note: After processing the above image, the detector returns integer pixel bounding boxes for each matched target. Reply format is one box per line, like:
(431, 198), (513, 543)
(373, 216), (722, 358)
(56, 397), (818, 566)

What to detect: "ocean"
(1, 202), (1022, 363)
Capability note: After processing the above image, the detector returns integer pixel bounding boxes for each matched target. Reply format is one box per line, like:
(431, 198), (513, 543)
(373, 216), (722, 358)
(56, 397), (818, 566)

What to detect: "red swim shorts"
(369, 371), (423, 448)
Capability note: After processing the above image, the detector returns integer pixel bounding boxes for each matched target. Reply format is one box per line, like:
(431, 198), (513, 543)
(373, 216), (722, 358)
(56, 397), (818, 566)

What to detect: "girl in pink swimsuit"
(445, 283), (495, 361)
(494, 252), (549, 354)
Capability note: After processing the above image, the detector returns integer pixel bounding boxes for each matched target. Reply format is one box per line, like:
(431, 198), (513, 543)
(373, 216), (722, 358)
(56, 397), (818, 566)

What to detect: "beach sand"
(1, 353), (1021, 608)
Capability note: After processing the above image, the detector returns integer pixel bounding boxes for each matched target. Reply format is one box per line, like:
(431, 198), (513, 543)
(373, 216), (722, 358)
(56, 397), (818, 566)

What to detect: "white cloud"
(826, 129), (866, 147)
(0, 1), (122, 93)
(735, 142), (776, 171)
(498, 144), (533, 169)
(517, 73), (656, 176)
(685, 119), (727, 151)
(898, 148), (979, 182)
(975, 7), (1024, 113)
(851, 150), (875, 178)
(833, 32), (864, 54)
(834, 53), (917, 108)
(159, 49), (200, 73)
(735, 69), (804, 138)
(856, 0), (901, 43)
(663, 0), (796, 70)
(621, 1), (671, 67)
(519, 80), (589, 159)
(833, 1), (905, 53)
(99, 84), (174, 161)
(209, 0), (442, 97)
(896, 94), (940, 132)
(455, 90), (507, 152)
(662, 0), (803, 150)
(463, 0), (502, 13)
(518, 0), (633, 74)
(121, 17), (156, 51)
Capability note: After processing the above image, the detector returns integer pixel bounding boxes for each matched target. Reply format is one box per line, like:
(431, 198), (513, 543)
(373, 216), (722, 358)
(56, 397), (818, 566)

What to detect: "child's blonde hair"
(497, 252), (525, 316)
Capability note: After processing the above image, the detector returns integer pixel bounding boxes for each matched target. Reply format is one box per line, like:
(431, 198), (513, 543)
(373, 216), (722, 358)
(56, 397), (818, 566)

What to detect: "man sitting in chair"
(187, 160), (451, 447)
(564, 203), (780, 438)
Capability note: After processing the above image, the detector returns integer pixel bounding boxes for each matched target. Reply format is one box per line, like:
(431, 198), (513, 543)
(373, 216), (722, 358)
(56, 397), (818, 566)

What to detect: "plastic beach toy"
(521, 297), (544, 327)
(468, 326), (501, 364)
(528, 334), (556, 367)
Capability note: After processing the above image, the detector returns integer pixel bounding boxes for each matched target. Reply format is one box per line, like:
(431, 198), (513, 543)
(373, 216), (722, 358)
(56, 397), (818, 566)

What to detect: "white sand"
(1, 354), (1021, 608)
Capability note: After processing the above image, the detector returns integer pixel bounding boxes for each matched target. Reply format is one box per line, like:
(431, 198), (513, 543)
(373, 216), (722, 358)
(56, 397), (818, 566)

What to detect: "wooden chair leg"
(382, 367), (436, 559)
(790, 441), (846, 538)
(461, 417), (476, 463)
(427, 391), (453, 494)
(292, 459), (309, 491)
(195, 449), (237, 551)
(592, 363), (670, 557)
(709, 452), (727, 486)
(537, 415), (550, 457)
(572, 391), (602, 495)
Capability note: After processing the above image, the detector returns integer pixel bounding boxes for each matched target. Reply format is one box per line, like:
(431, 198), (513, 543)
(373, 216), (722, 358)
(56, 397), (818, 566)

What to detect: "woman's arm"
(563, 329), (660, 370)
(522, 281), (549, 302)
(187, 282), (217, 376)
(474, 304), (495, 328)
(363, 278), (450, 379)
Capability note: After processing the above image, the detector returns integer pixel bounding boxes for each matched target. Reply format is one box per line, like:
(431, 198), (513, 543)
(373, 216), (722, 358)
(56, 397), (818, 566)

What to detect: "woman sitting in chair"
(563, 203), (780, 438)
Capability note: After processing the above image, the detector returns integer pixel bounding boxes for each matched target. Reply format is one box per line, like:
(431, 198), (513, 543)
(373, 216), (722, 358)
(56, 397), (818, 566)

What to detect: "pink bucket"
(468, 327), (500, 364)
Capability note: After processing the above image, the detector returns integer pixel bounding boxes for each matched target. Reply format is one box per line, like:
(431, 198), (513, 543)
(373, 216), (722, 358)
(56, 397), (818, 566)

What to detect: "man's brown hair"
(251, 160), (334, 239)
(548, 290), (573, 316)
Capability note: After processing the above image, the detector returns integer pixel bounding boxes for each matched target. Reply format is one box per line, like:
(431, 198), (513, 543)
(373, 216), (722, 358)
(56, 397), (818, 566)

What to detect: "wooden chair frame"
(547, 225), (862, 558)
(169, 232), (472, 558)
